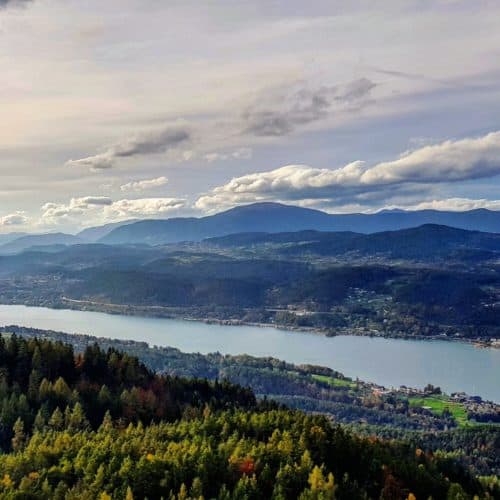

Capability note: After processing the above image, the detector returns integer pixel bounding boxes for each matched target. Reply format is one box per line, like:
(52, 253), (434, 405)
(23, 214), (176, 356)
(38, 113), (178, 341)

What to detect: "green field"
(311, 374), (357, 389)
(409, 396), (469, 427)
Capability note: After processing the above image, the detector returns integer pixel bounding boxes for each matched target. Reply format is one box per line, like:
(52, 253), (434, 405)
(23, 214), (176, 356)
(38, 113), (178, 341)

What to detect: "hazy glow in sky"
(1, 0), (500, 232)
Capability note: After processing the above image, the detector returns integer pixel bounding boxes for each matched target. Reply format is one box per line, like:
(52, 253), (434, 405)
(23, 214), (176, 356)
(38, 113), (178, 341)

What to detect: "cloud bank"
(196, 131), (500, 211)
(41, 196), (186, 226)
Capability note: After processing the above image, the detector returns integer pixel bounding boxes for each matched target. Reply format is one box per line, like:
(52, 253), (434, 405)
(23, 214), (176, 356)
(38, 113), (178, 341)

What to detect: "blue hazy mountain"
(0, 232), (27, 246)
(99, 202), (500, 245)
(77, 219), (137, 242)
(0, 233), (83, 255)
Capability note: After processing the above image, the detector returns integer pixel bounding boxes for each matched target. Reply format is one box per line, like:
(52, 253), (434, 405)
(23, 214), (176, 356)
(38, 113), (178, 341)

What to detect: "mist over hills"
(0, 233), (83, 255)
(0, 233), (27, 246)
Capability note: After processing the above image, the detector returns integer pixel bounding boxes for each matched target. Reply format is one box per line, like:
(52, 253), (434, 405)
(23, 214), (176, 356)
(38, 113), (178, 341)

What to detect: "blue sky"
(1, 0), (500, 232)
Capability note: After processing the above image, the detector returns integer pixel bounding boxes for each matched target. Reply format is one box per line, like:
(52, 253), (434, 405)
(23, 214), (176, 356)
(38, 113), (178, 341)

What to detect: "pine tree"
(33, 409), (46, 432)
(48, 407), (64, 431)
(190, 477), (204, 499)
(99, 410), (113, 432)
(28, 369), (42, 402)
(301, 465), (336, 500)
(31, 345), (43, 373)
(11, 417), (26, 452)
(68, 402), (89, 432)
(177, 483), (188, 500)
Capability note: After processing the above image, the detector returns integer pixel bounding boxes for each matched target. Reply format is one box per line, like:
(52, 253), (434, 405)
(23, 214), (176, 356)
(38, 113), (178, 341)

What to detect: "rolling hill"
(205, 224), (500, 260)
(0, 232), (83, 255)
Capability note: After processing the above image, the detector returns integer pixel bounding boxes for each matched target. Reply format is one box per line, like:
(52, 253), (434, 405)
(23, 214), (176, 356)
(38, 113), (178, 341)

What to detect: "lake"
(0, 304), (498, 402)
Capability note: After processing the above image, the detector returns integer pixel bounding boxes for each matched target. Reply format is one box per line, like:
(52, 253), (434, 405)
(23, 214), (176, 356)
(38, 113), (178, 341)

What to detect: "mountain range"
(99, 203), (500, 246)
(0, 202), (499, 253)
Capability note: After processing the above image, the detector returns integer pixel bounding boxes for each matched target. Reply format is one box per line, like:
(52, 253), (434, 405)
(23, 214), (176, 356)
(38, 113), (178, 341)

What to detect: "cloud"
(41, 197), (113, 220)
(40, 195), (186, 226)
(66, 127), (191, 170)
(0, 0), (32, 8)
(120, 176), (168, 193)
(397, 198), (500, 212)
(103, 198), (186, 219)
(0, 211), (29, 226)
(63, 76), (373, 173)
(195, 131), (500, 211)
(204, 148), (252, 163)
(361, 131), (500, 185)
(242, 78), (376, 137)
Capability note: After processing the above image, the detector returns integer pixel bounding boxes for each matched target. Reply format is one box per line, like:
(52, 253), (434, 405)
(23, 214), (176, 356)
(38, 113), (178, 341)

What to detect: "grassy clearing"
(311, 374), (357, 389)
(409, 396), (469, 427)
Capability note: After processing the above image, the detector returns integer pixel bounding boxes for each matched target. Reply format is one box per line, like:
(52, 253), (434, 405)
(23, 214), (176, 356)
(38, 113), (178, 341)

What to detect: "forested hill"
(204, 224), (500, 260)
(0, 335), (494, 499)
(0, 224), (498, 339)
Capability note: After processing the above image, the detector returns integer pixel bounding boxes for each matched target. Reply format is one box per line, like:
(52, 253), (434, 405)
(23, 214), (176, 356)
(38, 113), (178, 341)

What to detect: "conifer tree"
(11, 417), (25, 452)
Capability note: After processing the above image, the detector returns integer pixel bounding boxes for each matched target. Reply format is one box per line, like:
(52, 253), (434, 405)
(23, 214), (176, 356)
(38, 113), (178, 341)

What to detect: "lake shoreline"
(0, 302), (498, 402)
(1, 297), (497, 349)
(2, 323), (500, 414)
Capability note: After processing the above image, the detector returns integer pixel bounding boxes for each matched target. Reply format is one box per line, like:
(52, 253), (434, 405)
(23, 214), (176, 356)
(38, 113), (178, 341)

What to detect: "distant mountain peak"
(98, 202), (500, 246)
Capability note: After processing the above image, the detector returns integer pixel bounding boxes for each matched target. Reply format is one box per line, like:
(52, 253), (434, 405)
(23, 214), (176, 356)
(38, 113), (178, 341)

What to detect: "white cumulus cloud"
(40, 195), (186, 227)
(120, 176), (169, 192)
(0, 211), (29, 226)
(195, 131), (500, 212)
(103, 198), (186, 219)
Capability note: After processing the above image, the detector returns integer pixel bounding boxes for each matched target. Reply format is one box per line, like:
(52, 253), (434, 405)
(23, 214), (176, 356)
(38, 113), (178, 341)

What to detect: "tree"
(11, 418), (25, 452)
(447, 483), (468, 500)
(99, 410), (113, 432)
(190, 477), (204, 499)
(300, 466), (336, 500)
(33, 409), (46, 432)
(28, 369), (42, 402)
(49, 407), (64, 431)
(68, 402), (89, 432)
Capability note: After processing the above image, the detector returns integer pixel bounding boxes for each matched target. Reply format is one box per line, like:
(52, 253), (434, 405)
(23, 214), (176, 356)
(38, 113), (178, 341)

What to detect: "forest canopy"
(0, 335), (495, 499)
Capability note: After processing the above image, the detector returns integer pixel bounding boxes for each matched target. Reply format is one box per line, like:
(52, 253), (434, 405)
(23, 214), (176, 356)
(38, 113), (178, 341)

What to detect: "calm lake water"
(0, 304), (498, 402)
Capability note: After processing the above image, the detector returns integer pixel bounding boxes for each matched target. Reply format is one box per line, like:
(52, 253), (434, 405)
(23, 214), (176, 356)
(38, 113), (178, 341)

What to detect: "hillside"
(0, 334), (493, 499)
(77, 219), (137, 242)
(0, 233), (83, 255)
(0, 225), (498, 339)
(205, 224), (500, 260)
(99, 203), (500, 245)
(0, 232), (27, 246)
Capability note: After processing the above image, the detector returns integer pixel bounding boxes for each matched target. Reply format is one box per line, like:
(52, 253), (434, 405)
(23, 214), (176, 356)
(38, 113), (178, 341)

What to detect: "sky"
(1, 0), (500, 233)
